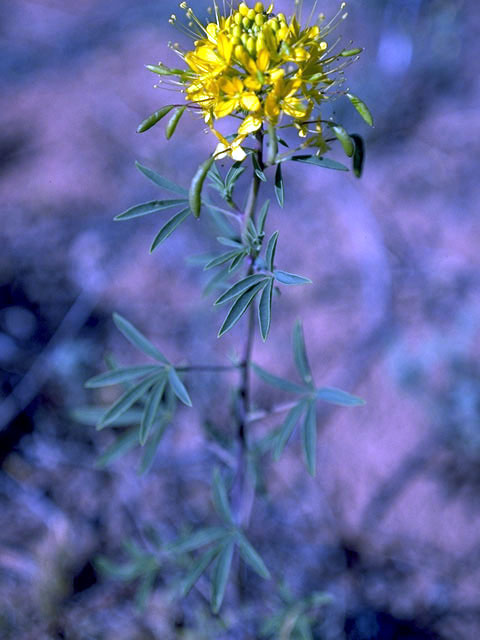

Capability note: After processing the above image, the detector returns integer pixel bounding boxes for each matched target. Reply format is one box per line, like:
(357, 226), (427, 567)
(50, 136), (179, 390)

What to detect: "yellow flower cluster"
(157, 1), (361, 161)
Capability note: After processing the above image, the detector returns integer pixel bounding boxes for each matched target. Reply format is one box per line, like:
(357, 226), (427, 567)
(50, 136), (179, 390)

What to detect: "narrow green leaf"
(96, 428), (139, 467)
(190, 156), (215, 218)
(218, 281), (267, 337)
(86, 365), (161, 388)
(252, 364), (307, 394)
(236, 534), (271, 579)
(216, 236), (243, 249)
(168, 527), (228, 554)
(114, 199), (186, 221)
(204, 250), (240, 271)
(274, 401), (307, 460)
(316, 386), (365, 407)
(252, 152), (267, 182)
(211, 540), (235, 614)
(351, 133), (365, 178)
(140, 376), (167, 445)
(137, 105), (175, 133)
(274, 270), (312, 286)
(136, 568), (157, 610)
(293, 321), (313, 385)
(138, 412), (172, 474)
(225, 162), (246, 191)
(98, 375), (160, 429)
(258, 200), (270, 234)
(347, 92), (374, 126)
(302, 401), (317, 476)
(212, 468), (234, 523)
(331, 124), (354, 157)
(228, 250), (247, 272)
(265, 231), (279, 272)
(258, 278), (274, 342)
(181, 547), (219, 597)
(168, 367), (192, 407)
(165, 105), (186, 139)
(290, 155), (349, 171)
(135, 161), (187, 195)
(150, 207), (190, 252)
(274, 163), (285, 207)
(296, 615), (314, 640)
(73, 407), (143, 427)
(215, 274), (268, 306)
(113, 313), (169, 364)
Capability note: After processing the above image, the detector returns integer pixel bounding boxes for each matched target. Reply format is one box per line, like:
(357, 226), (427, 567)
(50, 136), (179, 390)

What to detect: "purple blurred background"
(1, 0), (480, 638)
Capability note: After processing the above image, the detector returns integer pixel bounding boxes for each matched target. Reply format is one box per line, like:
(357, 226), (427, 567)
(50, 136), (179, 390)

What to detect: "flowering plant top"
(145, 1), (368, 161)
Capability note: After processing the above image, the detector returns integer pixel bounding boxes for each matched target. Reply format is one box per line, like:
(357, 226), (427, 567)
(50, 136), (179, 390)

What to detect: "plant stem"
(176, 364), (240, 373)
(232, 132), (264, 530)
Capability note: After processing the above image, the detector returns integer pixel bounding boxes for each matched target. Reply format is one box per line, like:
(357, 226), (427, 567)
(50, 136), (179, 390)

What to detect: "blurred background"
(1, 0), (479, 638)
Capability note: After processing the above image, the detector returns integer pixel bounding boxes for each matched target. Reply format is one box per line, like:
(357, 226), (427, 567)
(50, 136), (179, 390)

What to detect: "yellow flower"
(154, 1), (362, 159)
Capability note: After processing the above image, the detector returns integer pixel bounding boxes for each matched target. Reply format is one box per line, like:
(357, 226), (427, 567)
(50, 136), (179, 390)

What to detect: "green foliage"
(136, 105), (175, 134)
(84, 314), (192, 469)
(347, 92), (374, 126)
(253, 321), (365, 475)
(82, 92), (371, 621)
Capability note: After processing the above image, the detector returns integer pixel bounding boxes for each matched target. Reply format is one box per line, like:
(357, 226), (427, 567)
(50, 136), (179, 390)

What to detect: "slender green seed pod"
(137, 105), (175, 133)
(341, 48), (363, 56)
(189, 156), (215, 218)
(351, 134), (365, 178)
(331, 124), (354, 157)
(165, 105), (186, 139)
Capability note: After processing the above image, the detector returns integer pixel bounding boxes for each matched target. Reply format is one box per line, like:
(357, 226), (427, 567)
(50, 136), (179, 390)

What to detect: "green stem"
(232, 131), (264, 532)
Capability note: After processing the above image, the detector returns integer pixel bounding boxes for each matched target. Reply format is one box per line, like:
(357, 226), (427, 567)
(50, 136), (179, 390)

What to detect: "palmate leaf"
(258, 278), (274, 341)
(252, 364), (307, 395)
(218, 281), (268, 337)
(301, 401), (317, 477)
(211, 539), (235, 614)
(140, 376), (168, 445)
(113, 313), (169, 364)
(293, 320), (314, 386)
(150, 207), (190, 252)
(114, 199), (187, 221)
(135, 161), (188, 196)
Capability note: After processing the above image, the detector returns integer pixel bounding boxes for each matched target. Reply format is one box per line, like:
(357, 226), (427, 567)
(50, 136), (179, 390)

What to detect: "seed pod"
(189, 156), (215, 218)
(137, 105), (175, 134)
(351, 134), (365, 178)
(165, 105), (186, 139)
(331, 124), (354, 157)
